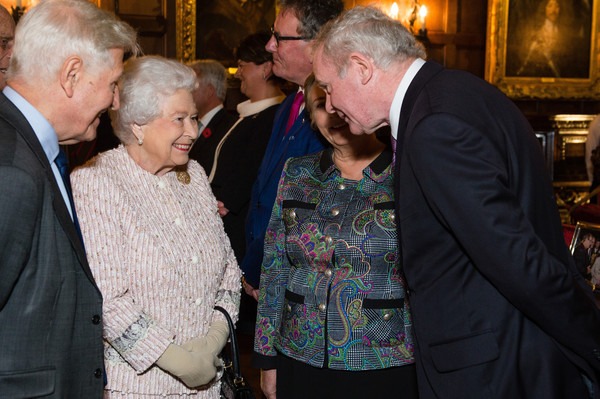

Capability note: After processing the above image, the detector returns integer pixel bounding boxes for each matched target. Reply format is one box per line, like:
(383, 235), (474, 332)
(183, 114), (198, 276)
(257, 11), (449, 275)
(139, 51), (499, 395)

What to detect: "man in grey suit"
(0, 1), (138, 397)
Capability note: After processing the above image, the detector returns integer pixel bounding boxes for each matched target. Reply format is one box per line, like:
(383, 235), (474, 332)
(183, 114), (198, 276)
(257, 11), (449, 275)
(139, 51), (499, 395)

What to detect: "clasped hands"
(156, 320), (229, 388)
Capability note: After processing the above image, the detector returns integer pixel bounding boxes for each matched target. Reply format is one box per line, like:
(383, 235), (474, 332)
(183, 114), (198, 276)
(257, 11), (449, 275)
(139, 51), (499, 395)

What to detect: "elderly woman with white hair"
(71, 55), (241, 398)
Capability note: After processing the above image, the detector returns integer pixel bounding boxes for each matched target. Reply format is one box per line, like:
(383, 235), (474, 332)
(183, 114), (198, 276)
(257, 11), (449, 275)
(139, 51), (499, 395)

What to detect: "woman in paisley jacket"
(253, 74), (417, 399)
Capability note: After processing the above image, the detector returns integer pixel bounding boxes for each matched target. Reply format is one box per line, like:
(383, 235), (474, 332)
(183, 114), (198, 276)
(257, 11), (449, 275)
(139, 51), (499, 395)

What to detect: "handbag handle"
(214, 306), (243, 381)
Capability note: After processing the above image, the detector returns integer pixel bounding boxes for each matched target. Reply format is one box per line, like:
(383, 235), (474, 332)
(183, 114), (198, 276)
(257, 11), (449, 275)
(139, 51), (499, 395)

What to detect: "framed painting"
(195, 0), (276, 67)
(485, 0), (600, 99)
(175, 0), (196, 63)
(175, 0), (276, 65)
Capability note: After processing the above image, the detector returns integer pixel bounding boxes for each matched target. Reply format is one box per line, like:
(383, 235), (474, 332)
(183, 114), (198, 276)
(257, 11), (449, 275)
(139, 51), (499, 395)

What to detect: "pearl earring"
(138, 137), (143, 145)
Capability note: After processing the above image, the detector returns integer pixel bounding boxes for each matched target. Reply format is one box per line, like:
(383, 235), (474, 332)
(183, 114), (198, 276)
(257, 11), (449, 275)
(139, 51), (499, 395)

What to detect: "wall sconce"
(417, 4), (428, 44)
(388, 1), (429, 43)
(0, 0), (39, 23)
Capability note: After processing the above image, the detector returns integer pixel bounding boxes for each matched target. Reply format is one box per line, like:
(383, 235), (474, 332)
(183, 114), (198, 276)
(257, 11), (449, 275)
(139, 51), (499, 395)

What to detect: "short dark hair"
(235, 31), (272, 64)
(280, 0), (344, 38)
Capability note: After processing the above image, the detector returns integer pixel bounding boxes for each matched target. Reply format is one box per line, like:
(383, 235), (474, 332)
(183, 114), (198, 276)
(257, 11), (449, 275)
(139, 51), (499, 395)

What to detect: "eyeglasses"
(270, 26), (309, 47)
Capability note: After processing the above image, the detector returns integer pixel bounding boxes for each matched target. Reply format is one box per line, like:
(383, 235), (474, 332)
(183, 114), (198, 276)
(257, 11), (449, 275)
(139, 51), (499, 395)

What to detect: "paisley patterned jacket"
(253, 147), (415, 371)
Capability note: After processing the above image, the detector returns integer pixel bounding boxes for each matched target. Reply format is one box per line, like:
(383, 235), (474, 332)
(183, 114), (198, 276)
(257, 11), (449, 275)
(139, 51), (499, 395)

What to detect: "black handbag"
(214, 306), (256, 399)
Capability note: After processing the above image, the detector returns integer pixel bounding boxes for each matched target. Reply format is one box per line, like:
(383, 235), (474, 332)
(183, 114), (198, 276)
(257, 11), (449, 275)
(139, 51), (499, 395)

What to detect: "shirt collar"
(236, 95), (285, 117)
(390, 58), (426, 140)
(3, 85), (59, 163)
(200, 104), (224, 127)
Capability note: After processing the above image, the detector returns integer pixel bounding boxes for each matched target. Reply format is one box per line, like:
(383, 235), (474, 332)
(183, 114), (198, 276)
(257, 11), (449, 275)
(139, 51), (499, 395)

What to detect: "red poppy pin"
(202, 127), (212, 138)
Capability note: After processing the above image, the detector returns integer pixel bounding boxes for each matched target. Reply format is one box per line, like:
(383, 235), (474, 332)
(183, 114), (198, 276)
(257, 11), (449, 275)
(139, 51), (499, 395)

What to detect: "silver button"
(390, 213), (395, 221)
(325, 269), (332, 277)
(318, 303), (326, 312)
(175, 218), (182, 226)
(286, 304), (292, 312)
(158, 181), (166, 189)
(338, 183), (346, 190)
(383, 313), (391, 321)
(195, 298), (202, 306)
(325, 236), (333, 245)
(288, 210), (296, 219)
(331, 208), (340, 216)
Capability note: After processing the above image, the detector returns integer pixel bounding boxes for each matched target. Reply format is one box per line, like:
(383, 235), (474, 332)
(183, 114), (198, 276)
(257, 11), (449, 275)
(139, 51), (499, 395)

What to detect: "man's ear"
(60, 55), (83, 98)
(349, 52), (373, 85)
(206, 83), (217, 97)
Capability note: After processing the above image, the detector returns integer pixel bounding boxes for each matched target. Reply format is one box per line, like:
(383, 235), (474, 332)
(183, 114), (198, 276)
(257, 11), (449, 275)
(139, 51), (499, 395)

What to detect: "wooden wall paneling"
(108, 0), (171, 58)
(425, 0), (487, 77)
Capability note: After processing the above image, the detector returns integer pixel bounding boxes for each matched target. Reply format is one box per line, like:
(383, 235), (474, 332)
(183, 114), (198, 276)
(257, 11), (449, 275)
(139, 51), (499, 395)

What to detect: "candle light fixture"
(1, 0), (40, 23)
(388, 1), (429, 43)
(417, 4), (428, 44)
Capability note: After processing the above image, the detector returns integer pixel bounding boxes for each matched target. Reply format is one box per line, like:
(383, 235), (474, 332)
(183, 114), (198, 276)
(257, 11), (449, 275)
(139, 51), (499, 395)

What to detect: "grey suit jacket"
(0, 93), (105, 398)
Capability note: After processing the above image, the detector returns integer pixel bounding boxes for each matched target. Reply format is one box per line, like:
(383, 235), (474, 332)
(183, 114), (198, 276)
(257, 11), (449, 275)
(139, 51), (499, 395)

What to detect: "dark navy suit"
(241, 92), (326, 287)
(189, 108), (237, 175)
(395, 61), (600, 398)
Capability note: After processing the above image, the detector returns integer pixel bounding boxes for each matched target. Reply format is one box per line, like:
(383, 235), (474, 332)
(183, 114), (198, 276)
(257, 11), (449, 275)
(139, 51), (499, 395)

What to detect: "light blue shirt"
(3, 86), (74, 219)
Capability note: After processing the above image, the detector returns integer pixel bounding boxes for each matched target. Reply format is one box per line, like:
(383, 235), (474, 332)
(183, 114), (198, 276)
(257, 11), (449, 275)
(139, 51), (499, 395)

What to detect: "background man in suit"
(0, 4), (14, 89)
(574, 233), (596, 279)
(187, 59), (237, 175)
(0, 0), (138, 397)
(312, 6), (600, 399)
(242, 0), (342, 306)
(244, 1), (343, 397)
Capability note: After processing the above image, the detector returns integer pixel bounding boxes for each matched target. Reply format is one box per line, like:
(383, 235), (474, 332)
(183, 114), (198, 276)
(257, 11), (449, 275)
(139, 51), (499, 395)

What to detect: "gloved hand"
(182, 319), (229, 356)
(156, 343), (220, 388)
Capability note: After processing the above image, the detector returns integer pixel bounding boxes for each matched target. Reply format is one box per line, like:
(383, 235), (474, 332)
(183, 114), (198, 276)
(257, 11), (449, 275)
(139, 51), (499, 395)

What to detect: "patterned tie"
(285, 91), (304, 134)
(55, 149), (85, 248)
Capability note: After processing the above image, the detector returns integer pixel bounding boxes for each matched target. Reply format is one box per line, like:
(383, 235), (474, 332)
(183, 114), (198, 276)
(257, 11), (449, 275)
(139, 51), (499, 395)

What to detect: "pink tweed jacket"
(72, 145), (241, 398)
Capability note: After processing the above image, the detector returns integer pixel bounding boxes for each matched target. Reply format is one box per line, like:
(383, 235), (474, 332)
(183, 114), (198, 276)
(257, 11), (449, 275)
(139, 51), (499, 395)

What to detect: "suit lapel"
(396, 61), (444, 156)
(0, 94), (98, 289)
(394, 62), (443, 283)
(257, 94), (296, 193)
(206, 108), (226, 131)
(266, 107), (307, 181)
(198, 108), (226, 143)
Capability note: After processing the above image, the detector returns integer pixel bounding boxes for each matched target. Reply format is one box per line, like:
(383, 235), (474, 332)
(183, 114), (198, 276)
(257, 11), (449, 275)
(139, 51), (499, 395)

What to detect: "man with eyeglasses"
(242, 1), (343, 398)
(0, 5), (14, 89)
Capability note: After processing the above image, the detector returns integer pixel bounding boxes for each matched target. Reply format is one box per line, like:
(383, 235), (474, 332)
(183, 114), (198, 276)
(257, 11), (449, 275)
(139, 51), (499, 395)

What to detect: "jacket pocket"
(361, 297), (406, 347)
(0, 367), (55, 398)
(280, 290), (315, 352)
(281, 200), (316, 229)
(430, 330), (499, 372)
(372, 201), (396, 230)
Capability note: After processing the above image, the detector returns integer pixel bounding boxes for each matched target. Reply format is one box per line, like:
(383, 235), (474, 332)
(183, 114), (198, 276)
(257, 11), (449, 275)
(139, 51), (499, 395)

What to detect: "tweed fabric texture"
(72, 146), (241, 398)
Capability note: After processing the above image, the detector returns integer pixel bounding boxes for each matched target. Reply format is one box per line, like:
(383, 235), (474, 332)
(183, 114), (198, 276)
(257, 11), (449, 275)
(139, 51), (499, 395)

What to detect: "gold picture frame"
(485, 0), (600, 99)
(175, 0), (276, 65)
(176, 0), (196, 63)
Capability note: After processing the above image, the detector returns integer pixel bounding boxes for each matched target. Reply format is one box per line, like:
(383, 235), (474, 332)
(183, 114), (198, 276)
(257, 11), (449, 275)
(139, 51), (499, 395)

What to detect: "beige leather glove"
(156, 343), (220, 388)
(182, 319), (229, 356)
